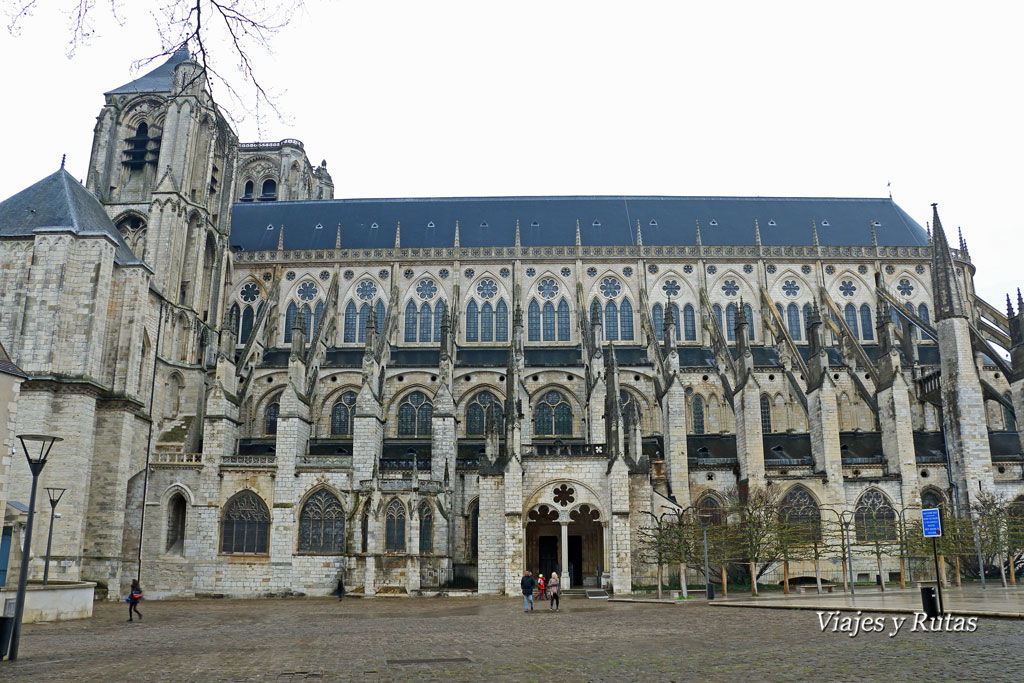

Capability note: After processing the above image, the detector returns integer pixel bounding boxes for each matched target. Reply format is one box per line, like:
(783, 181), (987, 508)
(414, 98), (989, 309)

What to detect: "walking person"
(548, 572), (561, 612)
(537, 574), (546, 602)
(521, 570), (536, 612)
(127, 579), (143, 622)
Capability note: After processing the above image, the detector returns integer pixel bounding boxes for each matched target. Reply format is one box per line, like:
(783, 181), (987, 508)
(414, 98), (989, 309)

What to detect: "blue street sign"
(922, 508), (942, 538)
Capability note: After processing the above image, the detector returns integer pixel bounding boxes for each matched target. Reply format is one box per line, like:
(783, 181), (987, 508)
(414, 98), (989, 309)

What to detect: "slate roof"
(107, 48), (192, 95)
(0, 339), (25, 378)
(0, 168), (144, 266)
(230, 196), (929, 252)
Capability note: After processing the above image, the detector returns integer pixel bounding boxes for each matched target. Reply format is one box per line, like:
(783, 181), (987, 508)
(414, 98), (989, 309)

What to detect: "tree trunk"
(955, 556), (963, 587)
(680, 561), (688, 599)
(876, 554), (885, 592)
(840, 555), (849, 593)
(782, 560), (790, 594)
(938, 554), (946, 588)
(657, 562), (663, 600)
(899, 556), (906, 589)
(749, 561), (758, 597)
(721, 565), (728, 598)
(1007, 552), (1016, 587)
(814, 556), (823, 594)
(998, 550), (1008, 588)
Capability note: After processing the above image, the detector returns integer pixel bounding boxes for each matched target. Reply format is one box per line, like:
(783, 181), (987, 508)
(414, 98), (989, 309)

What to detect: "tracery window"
(481, 302), (494, 342)
(495, 300), (509, 342)
(405, 300), (418, 342)
(358, 303), (370, 342)
(330, 391), (357, 436)
(920, 489), (945, 512)
(264, 401), (279, 435)
(528, 300), (540, 341)
(221, 491), (270, 554)
(844, 303), (859, 338)
(419, 302), (433, 342)
(543, 301), (556, 341)
(557, 299), (571, 341)
(466, 390), (503, 436)
(860, 304), (874, 341)
(744, 303), (755, 341)
(760, 394), (772, 433)
(345, 301), (358, 343)
(605, 301), (619, 340)
(918, 303), (930, 327)
(726, 303), (737, 341)
(854, 489), (897, 542)
(433, 300), (444, 342)
(284, 301), (297, 343)
(620, 299), (634, 341)
(397, 391), (433, 437)
(619, 390), (642, 430)
(1004, 393), (1017, 431)
(803, 303), (813, 334)
(385, 499), (406, 553)
(713, 304), (724, 334)
(418, 501), (433, 554)
(590, 299), (602, 330)
(534, 390), (573, 437)
(682, 304), (695, 341)
(779, 486), (821, 543)
(653, 303), (664, 340)
(298, 489), (346, 553)
(692, 395), (705, 435)
(697, 495), (725, 526)
(787, 303), (802, 341)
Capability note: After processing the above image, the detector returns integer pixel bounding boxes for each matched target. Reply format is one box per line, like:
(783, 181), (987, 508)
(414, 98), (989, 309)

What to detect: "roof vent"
(872, 220), (881, 227)
(821, 219), (830, 227)
(266, 224), (274, 231)
(531, 220), (540, 227)
(480, 221), (488, 228)
(427, 221), (435, 228)
(768, 219), (776, 226)
(709, 219), (718, 226)
(593, 219), (601, 227)
(649, 219), (658, 226)
(314, 223), (323, 230)
(370, 222), (378, 230)
(771, 445), (784, 453)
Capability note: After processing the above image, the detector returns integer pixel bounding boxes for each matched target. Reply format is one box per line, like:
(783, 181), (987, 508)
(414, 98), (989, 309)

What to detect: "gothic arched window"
(605, 301), (619, 341)
(713, 304), (724, 334)
(726, 303), (737, 342)
(221, 490), (270, 554)
(619, 390), (642, 431)
(481, 302), (494, 342)
(697, 495), (725, 526)
(787, 303), (802, 341)
(404, 300), (417, 342)
(653, 303), (664, 340)
(744, 303), (755, 341)
(419, 302), (433, 342)
(780, 486), (821, 543)
(542, 301), (556, 341)
(357, 303), (371, 342)
(760, 394), (772, 433)
(918, 303), (931, 326)
(557, 298), (571, 341)
(242, 179), (254, 199)
(433, 300), (444, 342)
(496, 300), (509, 342)
(920, 488), (945, 512)
(860, 304), (874, 341)
(590, 299), (602, 329)
(166, 492), (186, 554)
(466, 390), (503, 436)
(301, 303), (313, 338)
(330, 391), (357, 436)
(467, 300), (479, 342)
(298, 489), (346, 553)
(803, 304), (813, 335)
(418, 501), (433, 554)
(528, 300), (541, 341)
(260, 178), (277, 200)
(385, 499), (406, 553)
(237, 304), (253, 343)
(692, 395), (705, 435)
(265, 401), (280, 436)
(682, 303), (695, 341)
(844, 303), (859, 338)
(284, 301), (297, 343)
(344, 301), (358, 343)
(620, 299), (634, 341)
(855, 489), (897, 542)
(397, 391), (433, 437)
(313, 301), (324, 336)
(534, 390), (573, 437)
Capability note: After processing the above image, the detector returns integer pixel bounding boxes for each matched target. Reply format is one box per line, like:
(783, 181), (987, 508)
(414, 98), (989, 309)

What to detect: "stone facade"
(0, 50), (1022, 600)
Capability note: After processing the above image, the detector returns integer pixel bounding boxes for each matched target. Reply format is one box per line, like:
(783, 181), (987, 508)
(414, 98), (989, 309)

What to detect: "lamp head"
(17, 434), (62, 466)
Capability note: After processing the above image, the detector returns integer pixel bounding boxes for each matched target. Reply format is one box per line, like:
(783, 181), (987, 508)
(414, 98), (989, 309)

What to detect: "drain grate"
(387, 658), (471, 665)
(585, 589), (610, 599)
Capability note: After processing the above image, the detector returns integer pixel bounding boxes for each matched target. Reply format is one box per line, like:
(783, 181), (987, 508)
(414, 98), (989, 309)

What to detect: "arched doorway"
(525, 495), (605, 589)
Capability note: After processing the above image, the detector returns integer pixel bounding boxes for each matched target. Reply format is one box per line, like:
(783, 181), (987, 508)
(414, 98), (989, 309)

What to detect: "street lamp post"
(843, 518), (856, 596)
(700, 519), (713, 600)
(7, 434), (61, 662)
(42, 488), (66, 586)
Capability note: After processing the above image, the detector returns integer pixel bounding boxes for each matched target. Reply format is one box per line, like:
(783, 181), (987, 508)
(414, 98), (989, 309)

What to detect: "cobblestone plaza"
(6, 596), (1024, 681)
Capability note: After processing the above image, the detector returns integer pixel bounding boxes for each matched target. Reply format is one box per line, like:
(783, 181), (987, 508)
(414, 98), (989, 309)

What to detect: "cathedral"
(0, 48), (1021, 600)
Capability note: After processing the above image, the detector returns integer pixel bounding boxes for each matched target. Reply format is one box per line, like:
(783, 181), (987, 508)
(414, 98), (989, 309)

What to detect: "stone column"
(878, 375), (920, 507)
(363, 494), (379, 596)
(353, 386), (384, 483)
(661, 377), (690, 505)
(733, 383), (766, 487)
(502, 458), (524, 596)
(608, 456), (632, 594)
(273, 382), (310, 591)
(560, 521), (569, 587)
(807, 382), (846, 508)
(407, 503), (421, 592)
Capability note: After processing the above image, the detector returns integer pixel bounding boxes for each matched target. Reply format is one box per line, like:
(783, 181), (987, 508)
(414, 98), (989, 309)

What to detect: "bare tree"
(5, 0), (302, 129)
(724, 486), (783, 597)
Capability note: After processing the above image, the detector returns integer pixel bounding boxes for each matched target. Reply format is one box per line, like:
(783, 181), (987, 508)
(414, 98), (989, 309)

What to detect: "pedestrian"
(521, 570), (536, 612)
(548, 572), (561, 612)
(337, 576), (345, 601)
(127, 579), (143, 622)
(537, 574), (546, 601)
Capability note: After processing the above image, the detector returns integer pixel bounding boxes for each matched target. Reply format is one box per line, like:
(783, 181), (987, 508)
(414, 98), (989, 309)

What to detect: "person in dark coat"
(127, 579), (143, 622)
(521, 570), (536, 612)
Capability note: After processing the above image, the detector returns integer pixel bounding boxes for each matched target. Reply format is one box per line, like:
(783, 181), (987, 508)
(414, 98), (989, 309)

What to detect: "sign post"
(922, 508), (944, 615)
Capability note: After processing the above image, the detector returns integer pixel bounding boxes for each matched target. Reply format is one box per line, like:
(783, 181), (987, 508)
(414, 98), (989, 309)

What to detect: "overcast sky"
(2, 1), (1021, 309)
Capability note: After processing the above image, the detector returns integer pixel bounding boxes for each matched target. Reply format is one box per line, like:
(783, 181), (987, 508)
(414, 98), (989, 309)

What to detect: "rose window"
(683, 265), (694, 274)
(538, 278), (559, 299)
(622, 267), (633, 277)
(379, 269), (389, 280)
(839, 281), (856, 297)
(297, 281), (318, 301)
(561, 267), (571, 277)
(782, 280), (800, 297)
(600, 277), (621, 298)
(662, 280), (680, 297)
(319, 270), (330, 281)
(239, 283), (260, 303)
(897, 279), (914, 296)
(356, 280), (377, 301)
(721, 280), (739, 297)
(500, 267), (510, 278)
(743, 264), (753, 274)
(476, 279), (498, 299)
(553, 484), (576, 507)
(465, 268), (475, 278)
(706, 265), (717, 275)
(525, 267), (536, 277)
(648, 264), (659, 274)
(439, 268), (450, 279)
(417, 278), (438, 300)
(586, 267), (597, 277)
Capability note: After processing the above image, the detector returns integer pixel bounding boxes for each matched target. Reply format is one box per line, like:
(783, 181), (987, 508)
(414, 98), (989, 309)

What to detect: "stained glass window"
(542, 301), (556, 341)
(481, 302), (493, 342)
(331, 391), (357, 436)
(419, 302), (432, 342)
(344, 301), (358, 343)
(787, 303), (801, 340)
(855, 489), (897, 542)
(433, 300), (444, 342)
(221, 491), (270, 554)
(265, 402), (279, 435)
(534, 390), (572, 436)
(697, 495), (724, 526)
(780, 486), (821, 543)
(605, 301), (619, 340)
(726, 303), (736, 342)
(844, 303), (859, 338)
(284, 301), (297, 343)
(744, 304), (755, 341)
(692, 395), (705, 435)
(385, 499), (406, 553)
(298, 489), (345, 553)
(313, 301), (324, 336)
(466, 390), (503, 436)
(557, 299), (570, 341)
(397, 391), (433, 437)
(496, 300), (509, 342)
(620, 299), (634, 341)
(357, 303), (370, 342)
(713, 304), (724, 334)
(419, 501), (433, 554)
(760, 394), (772, 433)
(619, 390), (641, 430)
(466, 300), (479, 342)
(918, 303), (930, 326)
(528, 299), (540, 341)
(301, 303), (313, 338)
(240, 305), (254, 343)
(405, 300), (417, 342)
(590, 299), (602, 329)
(653, 303), (664, 340)
(681, 304), (692, 341)
(860, 304), (874, 341)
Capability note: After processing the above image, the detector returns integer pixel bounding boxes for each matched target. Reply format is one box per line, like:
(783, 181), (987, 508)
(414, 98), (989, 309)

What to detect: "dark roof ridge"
(247, 194), (897, 206)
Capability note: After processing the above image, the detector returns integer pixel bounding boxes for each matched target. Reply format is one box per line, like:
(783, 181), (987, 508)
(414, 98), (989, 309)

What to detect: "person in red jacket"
(537, 574), (546, 601)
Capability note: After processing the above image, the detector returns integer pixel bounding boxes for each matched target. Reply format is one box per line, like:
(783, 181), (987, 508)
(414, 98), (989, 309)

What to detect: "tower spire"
(515, 219), (521, 249)
(754, 219), (761, 247)
(930, 203), (966, 320)
(335, 223), (342, 249)
(636, 219), (643, 247)
(870, 221), (878, 248)
(394, 221), (401, 249)
(454, 220), (460, 248)
(695, 219), (702, 247)
(575, 219), (581, 247)
(277, 224), (285, 251)
(811, 220), (819, 248)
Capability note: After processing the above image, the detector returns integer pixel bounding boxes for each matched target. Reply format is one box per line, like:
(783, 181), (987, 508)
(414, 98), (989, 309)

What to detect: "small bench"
(797, 584), (836, 594)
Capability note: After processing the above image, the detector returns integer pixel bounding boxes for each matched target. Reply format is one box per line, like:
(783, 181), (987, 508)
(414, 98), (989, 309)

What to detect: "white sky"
(1, 1), (1022, 309)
